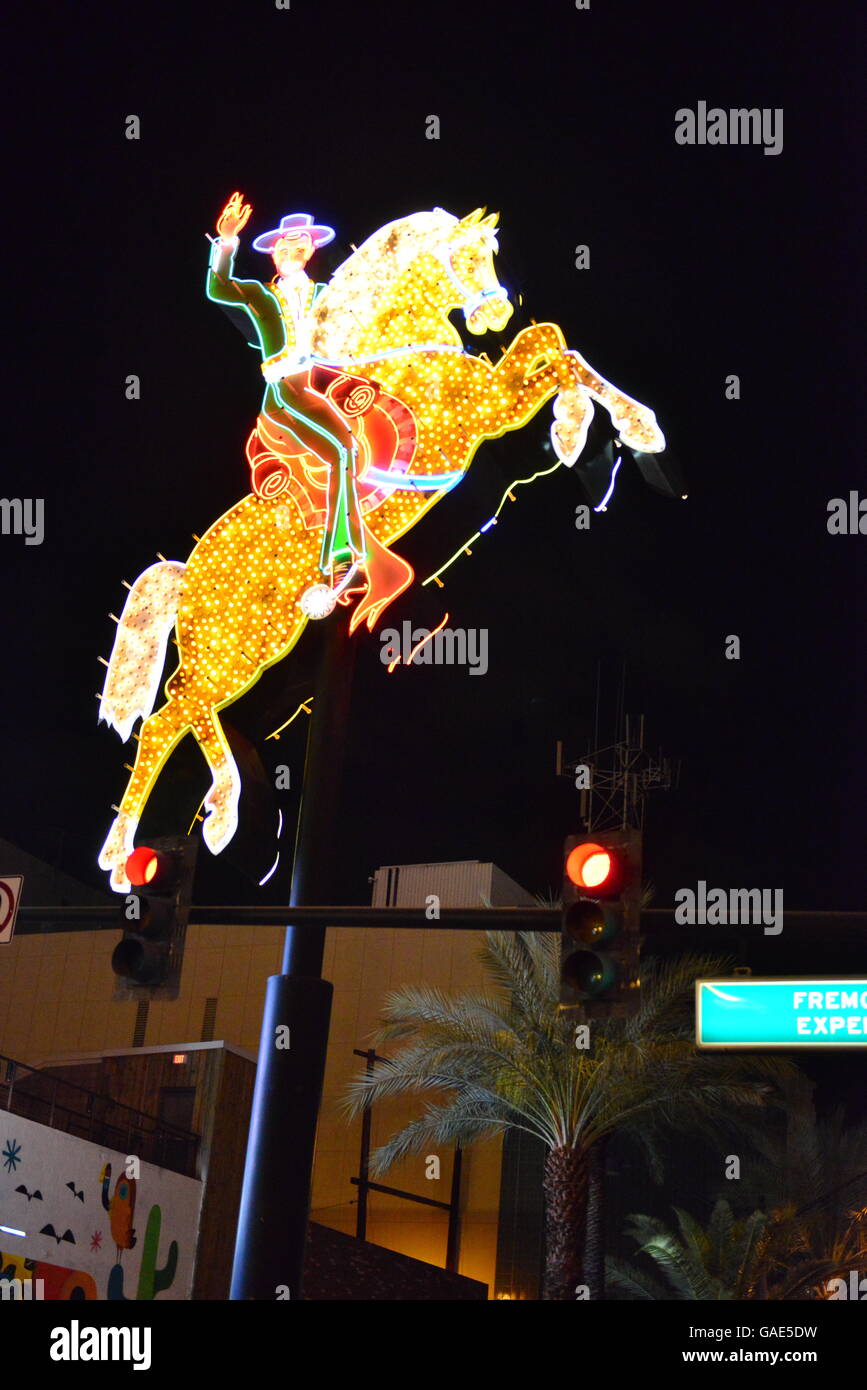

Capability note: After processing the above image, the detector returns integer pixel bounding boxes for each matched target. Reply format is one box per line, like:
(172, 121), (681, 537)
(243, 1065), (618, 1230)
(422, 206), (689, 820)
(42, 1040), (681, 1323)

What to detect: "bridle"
(437, 235), (509, 324)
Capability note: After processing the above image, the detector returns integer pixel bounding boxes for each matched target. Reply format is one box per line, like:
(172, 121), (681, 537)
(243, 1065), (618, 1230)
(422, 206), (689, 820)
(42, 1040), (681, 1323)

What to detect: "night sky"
(2, 0), (863, 921)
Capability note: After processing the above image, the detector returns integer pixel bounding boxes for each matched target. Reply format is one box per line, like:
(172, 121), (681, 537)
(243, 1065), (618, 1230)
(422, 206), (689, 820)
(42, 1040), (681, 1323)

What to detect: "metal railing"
(0, 1054), (199, 1178)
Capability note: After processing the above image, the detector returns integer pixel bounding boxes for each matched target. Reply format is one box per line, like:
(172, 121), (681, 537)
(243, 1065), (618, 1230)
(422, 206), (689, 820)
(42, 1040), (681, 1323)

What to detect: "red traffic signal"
(125, 846), (175, 890)
(564, 840), (623, 897)
(114, 836), (197, 998)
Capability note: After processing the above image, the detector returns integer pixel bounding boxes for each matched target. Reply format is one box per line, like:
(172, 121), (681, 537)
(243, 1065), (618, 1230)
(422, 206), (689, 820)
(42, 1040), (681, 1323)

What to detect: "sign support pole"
(230, 612), (355, 1299)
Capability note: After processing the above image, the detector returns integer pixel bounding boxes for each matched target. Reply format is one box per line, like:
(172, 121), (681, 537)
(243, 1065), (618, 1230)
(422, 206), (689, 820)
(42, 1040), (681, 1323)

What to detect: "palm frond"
(367, 1096), (510, 1175)
(707, 1197), (735, 1277)
(637, 1233), (726, 1300)
(673, 1205), (712, 1267)
(605, 1255), (670, 1301)
(731, 1208), (769, 1297)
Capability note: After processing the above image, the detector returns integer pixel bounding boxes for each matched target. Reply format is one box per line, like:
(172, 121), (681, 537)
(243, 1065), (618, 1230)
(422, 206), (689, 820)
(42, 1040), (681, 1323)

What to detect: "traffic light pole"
(19, 903), (565, 930)
(230, 611), (355, 1301)
(23, 906), (864, 932)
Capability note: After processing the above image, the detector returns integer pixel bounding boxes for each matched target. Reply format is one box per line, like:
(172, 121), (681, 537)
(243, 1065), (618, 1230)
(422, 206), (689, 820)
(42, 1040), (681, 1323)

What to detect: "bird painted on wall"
(99, 1162), (137, 1260)
(15, 1184), (43, 1202)
(38, 1224), (75, 1245)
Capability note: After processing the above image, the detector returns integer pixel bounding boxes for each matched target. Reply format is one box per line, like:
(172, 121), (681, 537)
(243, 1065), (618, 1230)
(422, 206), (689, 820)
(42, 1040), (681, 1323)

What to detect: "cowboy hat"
(252, 212), (335, 252)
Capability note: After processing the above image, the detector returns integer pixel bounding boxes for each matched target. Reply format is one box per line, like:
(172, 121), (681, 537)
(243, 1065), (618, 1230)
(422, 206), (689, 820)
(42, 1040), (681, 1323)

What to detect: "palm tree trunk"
(583, 1138), (607, 1299)
(542, 1145), (589, 1300)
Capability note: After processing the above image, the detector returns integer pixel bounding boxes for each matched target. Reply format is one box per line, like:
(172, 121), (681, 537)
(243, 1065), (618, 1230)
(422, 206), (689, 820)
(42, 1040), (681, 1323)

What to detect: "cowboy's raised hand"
(216, 191), (252, 239)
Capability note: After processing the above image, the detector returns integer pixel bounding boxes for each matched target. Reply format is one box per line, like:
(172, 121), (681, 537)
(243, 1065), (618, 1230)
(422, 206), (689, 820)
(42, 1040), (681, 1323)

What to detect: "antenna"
(557, 677), (678, 833)
(593, 660), (601, 752)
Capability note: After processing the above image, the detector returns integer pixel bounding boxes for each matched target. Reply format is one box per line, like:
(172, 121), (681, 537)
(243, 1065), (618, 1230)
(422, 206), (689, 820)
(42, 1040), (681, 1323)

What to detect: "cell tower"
(555, 669), (679, 832)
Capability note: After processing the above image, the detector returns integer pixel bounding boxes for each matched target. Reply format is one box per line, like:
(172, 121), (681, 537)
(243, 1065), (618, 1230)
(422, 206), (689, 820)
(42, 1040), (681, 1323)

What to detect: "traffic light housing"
(560, 829), (642, 1018)
(112, 834), (198, 999)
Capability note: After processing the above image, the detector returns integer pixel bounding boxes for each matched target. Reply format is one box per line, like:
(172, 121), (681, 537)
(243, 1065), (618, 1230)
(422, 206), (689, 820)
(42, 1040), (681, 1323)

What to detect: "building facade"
(0, 852), (536, 1295)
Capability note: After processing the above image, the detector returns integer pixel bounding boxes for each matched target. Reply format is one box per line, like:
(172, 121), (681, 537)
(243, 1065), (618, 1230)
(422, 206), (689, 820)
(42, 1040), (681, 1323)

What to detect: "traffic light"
(560, 829), (642, 1017)
(113, 834), (198, 999)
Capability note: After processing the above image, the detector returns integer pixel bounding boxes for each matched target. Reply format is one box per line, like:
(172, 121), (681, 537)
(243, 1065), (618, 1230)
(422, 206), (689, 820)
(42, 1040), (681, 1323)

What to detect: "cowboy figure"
(207, 193), (366, 583)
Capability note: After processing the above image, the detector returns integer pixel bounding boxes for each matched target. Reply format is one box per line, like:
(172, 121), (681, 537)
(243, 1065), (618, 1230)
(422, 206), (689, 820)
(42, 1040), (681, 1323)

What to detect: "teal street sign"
(696, 979), (867, 1048)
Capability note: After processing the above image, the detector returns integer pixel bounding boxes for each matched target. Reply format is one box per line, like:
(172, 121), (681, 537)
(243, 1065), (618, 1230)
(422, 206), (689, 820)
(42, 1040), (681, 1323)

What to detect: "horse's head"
(312, 207), (514, 362)
(442, 208), (513, 335)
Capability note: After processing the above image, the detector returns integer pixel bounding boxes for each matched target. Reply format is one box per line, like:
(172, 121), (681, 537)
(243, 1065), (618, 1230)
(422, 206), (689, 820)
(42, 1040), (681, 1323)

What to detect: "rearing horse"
(98, 206), (665, 891)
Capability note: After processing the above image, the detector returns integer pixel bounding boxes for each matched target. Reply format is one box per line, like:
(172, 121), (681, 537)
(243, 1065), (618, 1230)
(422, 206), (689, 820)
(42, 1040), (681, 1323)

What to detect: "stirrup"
(331, 560), (362, 596)
(299, 561), (363, 620)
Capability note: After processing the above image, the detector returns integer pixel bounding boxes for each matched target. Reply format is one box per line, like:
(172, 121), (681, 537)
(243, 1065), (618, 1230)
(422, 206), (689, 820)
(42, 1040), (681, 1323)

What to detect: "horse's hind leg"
(181, 607), (309, 854)
(195, 706), (242, 855)
(98, 696), (192, 891)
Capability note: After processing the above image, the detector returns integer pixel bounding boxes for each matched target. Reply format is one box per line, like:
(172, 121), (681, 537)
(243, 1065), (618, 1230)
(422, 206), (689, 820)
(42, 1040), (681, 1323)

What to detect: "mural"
(0, 1115), (200, 1299)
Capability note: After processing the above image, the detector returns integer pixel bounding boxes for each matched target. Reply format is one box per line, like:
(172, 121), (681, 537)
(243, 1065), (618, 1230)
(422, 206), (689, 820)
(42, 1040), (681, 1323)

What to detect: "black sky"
(2, 0), (863, 917)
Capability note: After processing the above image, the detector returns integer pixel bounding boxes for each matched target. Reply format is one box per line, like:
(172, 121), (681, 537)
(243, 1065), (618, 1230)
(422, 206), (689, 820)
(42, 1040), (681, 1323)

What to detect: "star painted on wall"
(90, 1231), (103, 1252)
(2, 1138), (22, 1173)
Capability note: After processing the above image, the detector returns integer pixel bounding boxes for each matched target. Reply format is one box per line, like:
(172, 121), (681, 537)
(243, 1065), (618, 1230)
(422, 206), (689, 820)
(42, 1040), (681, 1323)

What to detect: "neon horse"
(98, 206), (665, 891)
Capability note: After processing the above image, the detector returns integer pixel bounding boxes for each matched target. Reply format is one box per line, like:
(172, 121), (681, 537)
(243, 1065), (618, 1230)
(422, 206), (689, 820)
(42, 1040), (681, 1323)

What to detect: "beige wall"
(0, 925), (282, 1063)
(0, 922), (502, 1293)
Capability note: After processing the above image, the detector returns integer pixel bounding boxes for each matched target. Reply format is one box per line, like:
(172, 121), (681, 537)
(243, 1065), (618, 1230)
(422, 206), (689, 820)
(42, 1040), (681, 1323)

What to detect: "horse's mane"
(311, 208), (459, 362)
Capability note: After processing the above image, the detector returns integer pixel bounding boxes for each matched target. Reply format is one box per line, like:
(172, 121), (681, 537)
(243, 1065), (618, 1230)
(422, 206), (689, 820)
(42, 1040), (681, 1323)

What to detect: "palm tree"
(607, 1186), (867, 1301)
(739, 1087), (867, 1299)
(606, 1200), (769, 1299)
(342, 934), (797, 1299)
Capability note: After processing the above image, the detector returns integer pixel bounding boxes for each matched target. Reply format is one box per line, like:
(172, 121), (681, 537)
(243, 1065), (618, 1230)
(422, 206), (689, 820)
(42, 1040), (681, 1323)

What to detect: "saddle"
(248, 364), (417, 519)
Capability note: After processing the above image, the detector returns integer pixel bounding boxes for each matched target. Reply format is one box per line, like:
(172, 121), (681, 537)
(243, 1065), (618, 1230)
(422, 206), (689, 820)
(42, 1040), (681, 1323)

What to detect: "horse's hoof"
(615, 408), (665, 454)
(202, 799), (238, 856)
(98, 818), (134, 894)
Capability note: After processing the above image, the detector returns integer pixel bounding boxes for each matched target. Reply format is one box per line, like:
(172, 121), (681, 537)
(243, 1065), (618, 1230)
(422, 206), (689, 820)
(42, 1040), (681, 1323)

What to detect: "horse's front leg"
(490, 323), (575, 406)
(567, 348), (666, 453)
(489, 324), (665, 455)
(486, 323), (592, 461)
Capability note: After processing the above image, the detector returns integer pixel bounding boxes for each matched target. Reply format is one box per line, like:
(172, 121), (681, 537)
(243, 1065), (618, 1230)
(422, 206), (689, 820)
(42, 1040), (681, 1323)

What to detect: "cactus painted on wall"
(137, 1205), (178, 1299)
(106, 1204), (178, 1300)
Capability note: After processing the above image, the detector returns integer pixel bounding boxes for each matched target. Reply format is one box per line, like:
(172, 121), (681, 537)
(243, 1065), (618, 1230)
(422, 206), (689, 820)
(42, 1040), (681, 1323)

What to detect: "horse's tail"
(98, 560), (187, 742)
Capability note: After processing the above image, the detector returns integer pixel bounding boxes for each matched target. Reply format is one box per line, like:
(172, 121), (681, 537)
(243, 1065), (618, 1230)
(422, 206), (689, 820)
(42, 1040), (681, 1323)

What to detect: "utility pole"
(230, 611), (355, 1300)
